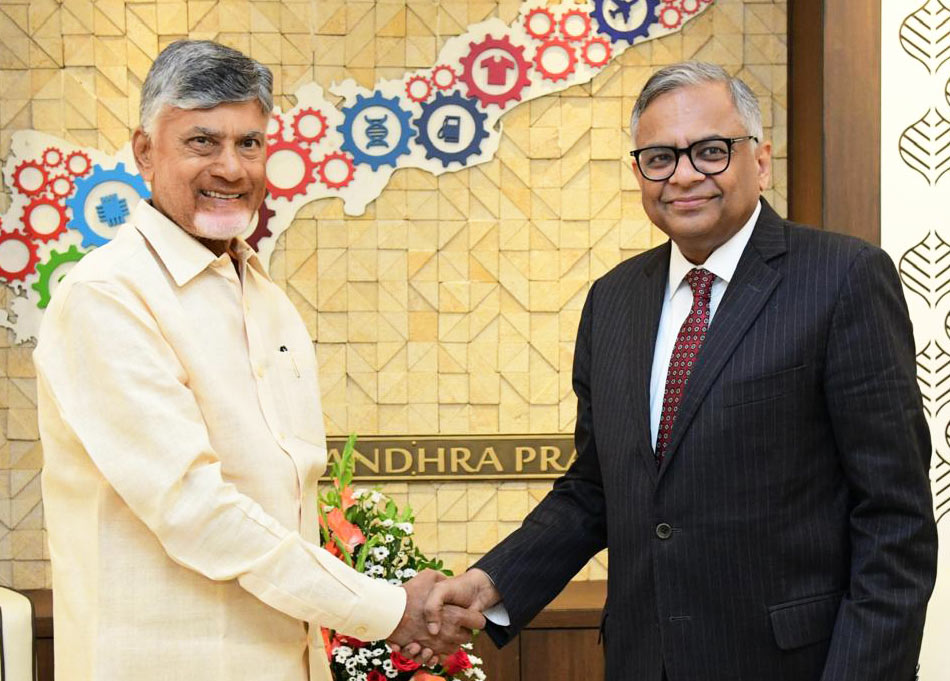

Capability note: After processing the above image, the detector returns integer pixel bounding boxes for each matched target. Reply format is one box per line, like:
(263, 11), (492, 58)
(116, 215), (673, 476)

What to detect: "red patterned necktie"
(655, 267), (715, 466)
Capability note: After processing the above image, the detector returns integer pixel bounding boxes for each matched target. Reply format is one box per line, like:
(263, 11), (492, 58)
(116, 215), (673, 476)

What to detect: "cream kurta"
(34, 201), (406, 681)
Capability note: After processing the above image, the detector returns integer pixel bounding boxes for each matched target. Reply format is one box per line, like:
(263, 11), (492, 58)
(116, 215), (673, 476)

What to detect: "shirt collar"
(667, 199), (761, 299)
(133, 200), (266, 286)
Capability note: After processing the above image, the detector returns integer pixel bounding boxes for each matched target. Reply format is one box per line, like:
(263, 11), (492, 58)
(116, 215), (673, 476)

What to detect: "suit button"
(655, 523), (673, 540)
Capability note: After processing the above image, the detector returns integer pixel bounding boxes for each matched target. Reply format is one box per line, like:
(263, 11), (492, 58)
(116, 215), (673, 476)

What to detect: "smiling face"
(632, 81), (772, 264)
(132, 100), (268, 252)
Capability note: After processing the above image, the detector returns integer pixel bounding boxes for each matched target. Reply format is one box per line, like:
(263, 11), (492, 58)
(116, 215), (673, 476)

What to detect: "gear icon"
(591, 0), (661, 44)
(48, 174), (75, 198)
(659, 4), (682, 28)
(678, 0), (702, 14)
(582, 36), (612, 68)
(65, 150), (92, 178)
(431, 65), (458, 91)
(459, 35), (533, 109)
(560, 9), (593, 41)
(337, 91), (416, 171)
(0, 231), (40, 283)
(316, 151), (356, 190)
(405, 75), (433, 103)
(66, 162), (151, 247)
(524, 7), (557, 40)
(267, 113), (286, 143)
(414, 91), (490, 168)
(42, 147), (64, 168)
(265, 138), (319, 201)
(32, 244), (87, 308)
(12, 160), (48, 197)
(22, 196), (68, 243)
(292, 107), (329, 145)
(245, 197), (275, 252)
(534, 38), (579, 82)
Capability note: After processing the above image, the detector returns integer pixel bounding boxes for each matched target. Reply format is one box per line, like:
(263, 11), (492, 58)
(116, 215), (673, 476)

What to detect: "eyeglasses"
(629, 136), (758, 182)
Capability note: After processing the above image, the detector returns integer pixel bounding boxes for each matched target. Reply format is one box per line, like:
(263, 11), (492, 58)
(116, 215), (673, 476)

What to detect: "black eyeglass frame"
(629, 135), (759, 182)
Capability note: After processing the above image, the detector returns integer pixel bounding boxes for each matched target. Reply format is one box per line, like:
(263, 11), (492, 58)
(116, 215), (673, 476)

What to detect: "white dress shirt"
(649, 200), (761, 449)
(34, 201), (406, 681)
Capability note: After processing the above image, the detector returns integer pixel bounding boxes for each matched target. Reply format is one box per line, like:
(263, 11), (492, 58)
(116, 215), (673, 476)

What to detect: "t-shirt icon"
(480, 56), (516, 86)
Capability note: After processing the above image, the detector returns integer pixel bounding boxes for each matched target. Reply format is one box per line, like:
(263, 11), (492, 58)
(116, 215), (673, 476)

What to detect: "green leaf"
(355, 535), (379, 572)
(332, 536), (354, 567)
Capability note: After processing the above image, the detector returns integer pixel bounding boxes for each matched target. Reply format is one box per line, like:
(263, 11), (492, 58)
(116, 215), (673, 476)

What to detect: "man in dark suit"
(417, 62), (939, 680)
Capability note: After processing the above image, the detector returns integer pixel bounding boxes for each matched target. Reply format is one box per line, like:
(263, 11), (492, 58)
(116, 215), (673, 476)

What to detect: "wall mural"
(0, 0), (713, 344)
(884, 0), (950, 676)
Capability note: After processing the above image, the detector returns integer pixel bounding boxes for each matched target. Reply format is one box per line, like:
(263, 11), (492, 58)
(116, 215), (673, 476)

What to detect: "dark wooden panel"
(520, 628), (604, 681)
(473, 631), (520, 681)
(788, 0), (824, 227)
(823, 0), (881, 243)
(36, 638), (53, 681)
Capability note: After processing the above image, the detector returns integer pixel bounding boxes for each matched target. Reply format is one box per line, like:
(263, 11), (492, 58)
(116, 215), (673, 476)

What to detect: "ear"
(629, 157), (647, 191)
(132, 128), (154, 183)
(755, 139), (772, 192)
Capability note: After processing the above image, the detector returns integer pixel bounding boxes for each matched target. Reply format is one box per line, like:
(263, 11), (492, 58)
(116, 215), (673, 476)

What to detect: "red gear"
(659, 5), (683, 28)
(533, 38), (578, 82)
(48, 174), (75, 198)
(292, 107), (329, 145)
(679, 0), (702, 14)
(559, 9), (592, 41)
(524, 7), (556, 41)
(581, 37), (612, 68)
(12, 160), (48, 196)
(21, 196), (68, 243)
(265, 138), (319, 201)
(316, 151), (356, 190)
(431, 65), (458, 91)
(405, 75), (433, 103)
(267, 113), (286, 143)
(459, 35), (532, 109)
(0, 231), (41, 282)
(42, 147), (64, 168)
(65, 150), (92, 178)
(245, 197), (275, 252)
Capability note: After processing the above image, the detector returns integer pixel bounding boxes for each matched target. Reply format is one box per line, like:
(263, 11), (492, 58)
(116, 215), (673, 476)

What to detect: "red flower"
(390, 651), (421, 672)
(338, 484), (357, 511)
(336, 634), (366, 649)
(367, 671), (386, 681)
(443, 649), (472, 675)
(321, 627), (333, 661)
(320, 507), (366, 554)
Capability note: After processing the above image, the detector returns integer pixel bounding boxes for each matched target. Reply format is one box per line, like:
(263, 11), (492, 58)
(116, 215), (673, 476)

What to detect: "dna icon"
(364, 114), (391, 149)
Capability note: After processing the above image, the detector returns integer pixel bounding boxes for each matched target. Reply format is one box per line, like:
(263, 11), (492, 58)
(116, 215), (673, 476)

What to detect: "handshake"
(387, 567), (502, 666)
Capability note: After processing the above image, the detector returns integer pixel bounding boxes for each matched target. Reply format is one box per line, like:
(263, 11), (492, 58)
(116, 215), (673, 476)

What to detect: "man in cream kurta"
(33, 40), (477, 681)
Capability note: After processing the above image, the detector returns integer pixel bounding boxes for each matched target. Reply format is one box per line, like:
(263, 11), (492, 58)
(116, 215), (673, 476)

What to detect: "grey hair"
(629, 62), (763, 143)
(139, 40), (273, 134)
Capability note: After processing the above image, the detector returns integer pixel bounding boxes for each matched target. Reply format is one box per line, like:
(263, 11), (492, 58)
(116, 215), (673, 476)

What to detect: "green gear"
(32, 245), (87, 308)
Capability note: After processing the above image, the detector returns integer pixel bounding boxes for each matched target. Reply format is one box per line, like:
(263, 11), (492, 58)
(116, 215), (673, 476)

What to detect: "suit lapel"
(657, 201), (788, 478)
(628, 244), (670, 478)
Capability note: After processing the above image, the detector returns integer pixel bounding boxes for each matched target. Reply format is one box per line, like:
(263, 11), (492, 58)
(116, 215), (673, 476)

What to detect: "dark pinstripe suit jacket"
(475, 201), (938, 681)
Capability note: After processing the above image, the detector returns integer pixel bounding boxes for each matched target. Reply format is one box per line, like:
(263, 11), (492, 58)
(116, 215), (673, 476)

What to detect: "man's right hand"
(424, 568), (501, 636)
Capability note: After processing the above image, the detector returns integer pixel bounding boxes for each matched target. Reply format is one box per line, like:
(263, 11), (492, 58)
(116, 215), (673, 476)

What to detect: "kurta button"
(355, 626), (367, 637)
(256, 366), (264, 378)
(656, 523), (673, 540)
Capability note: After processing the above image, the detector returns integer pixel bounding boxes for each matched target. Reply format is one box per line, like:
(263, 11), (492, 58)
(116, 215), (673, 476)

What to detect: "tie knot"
(685, 268), (714, 300)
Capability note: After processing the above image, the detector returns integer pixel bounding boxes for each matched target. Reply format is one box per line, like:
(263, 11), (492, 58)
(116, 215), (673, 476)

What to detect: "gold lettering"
(385, 448), (413, 474)
(567, 449), (578, 467)
(540, 446), (568, 472)
(417, 447), (446, 473)
(351, 447), (380, 474)
(327, 448), (341, 465)
(515, 446), (537, 472)
(477, 446), (504, 472)
(450, 447), (477, 473)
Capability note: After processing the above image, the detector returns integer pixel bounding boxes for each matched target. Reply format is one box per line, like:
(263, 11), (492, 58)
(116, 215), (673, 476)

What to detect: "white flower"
(370, 491), (383, 504)
(372, 546), (390, 561)
(372, 658), (381, 665)
(380, 518), (394, 528)
(385, 670), (398, 679)
(367, 564), (385, 577)
(334, 645), (353, 661)
(388, 578), (401, 585)
(468, 654), (483, 664)
(461, 642), (473, 650)
(395, 569), (404, 579)
(385, 534), (395, 543)
(352, 488), (367, 499)
(396, 522), (414, 534)
(401, 568), (417, 579)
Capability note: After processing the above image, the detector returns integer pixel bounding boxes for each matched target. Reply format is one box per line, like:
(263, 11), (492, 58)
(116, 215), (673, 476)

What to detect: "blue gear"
(414, 91), (489, 168)
(66, 162), (150, 247)
(591, 0), (661, 44)
(337, 91), (415, 171)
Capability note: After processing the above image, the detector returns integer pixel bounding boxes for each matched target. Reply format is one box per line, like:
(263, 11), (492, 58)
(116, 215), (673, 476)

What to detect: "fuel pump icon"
(437, 115), (461, 144)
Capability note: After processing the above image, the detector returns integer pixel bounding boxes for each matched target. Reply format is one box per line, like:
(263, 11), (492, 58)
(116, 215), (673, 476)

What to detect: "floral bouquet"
(318, 434), (487, 681)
